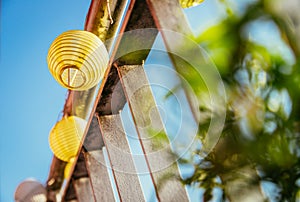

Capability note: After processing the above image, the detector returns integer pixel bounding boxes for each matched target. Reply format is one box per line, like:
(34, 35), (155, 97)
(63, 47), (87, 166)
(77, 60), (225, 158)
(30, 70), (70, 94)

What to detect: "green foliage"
(176, 0), (300, 201)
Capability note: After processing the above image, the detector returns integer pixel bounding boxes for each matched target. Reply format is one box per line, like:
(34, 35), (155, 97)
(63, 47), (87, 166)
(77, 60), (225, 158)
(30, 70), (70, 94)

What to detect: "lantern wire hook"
(107, 0), (113, 24)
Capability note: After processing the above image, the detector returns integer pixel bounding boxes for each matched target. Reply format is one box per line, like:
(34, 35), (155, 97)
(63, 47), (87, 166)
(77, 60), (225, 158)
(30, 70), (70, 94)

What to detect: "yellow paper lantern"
(47, 30), (109, 91)
(49, 116), (87, 162)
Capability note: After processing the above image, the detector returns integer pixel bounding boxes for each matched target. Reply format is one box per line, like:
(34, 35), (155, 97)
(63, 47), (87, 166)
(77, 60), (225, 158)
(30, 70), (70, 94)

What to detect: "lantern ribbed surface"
(49, 116), (87, 162)
(47, 30), (109, 91)
(14, 179), (47, 202)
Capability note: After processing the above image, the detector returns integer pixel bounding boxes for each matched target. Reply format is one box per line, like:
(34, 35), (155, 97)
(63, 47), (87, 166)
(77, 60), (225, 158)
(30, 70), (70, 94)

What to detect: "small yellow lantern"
(47, 30), (109, 91)
(49, 116), (87, 162)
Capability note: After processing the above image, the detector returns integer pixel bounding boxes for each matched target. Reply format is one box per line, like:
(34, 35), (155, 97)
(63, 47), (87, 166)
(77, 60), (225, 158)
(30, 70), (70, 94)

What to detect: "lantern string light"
(107, 0), (114, 24)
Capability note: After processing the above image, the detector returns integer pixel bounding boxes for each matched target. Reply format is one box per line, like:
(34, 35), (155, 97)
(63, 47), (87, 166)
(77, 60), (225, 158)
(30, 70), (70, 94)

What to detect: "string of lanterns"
(47, 30), (108, 169)
(15, 30), (109, 201)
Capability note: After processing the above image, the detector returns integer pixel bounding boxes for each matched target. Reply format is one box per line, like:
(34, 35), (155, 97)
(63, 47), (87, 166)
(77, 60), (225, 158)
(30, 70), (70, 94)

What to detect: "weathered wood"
(73, 178), (95, 202)
(117, 65), (189, 202)
(98, 114), (145, 202)
(72, 152), (89, 180)
(96, 0), (158, 115)
(46, 156), (67, 202)
(64, 153), (93, 202)
(146, 0), (227, 153)
(114, 0), (157, 65)
(145, 0), (200, 123)
(84, 150), (115, 201)
(83, 116), (105, 151)
(146, 0), (191, 36)
(63, 180), (77, 202)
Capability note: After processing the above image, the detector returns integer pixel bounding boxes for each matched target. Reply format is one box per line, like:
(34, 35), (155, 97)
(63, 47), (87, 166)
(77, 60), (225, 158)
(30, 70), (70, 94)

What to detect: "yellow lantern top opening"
(60, 66), (86, 89)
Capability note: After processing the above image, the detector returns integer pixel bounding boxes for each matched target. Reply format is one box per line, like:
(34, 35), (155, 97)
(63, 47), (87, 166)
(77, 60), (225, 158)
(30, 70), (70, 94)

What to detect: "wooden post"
(84, 151), (115, 202)
(73, 178), (95, 202)
(83, 116), (115, 201)
(118, 65), (189, 202)
(98, 114), (145, 201)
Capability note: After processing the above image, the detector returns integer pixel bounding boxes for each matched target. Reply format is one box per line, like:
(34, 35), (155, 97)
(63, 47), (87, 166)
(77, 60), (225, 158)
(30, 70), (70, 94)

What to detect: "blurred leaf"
(177, 0), (300, 201)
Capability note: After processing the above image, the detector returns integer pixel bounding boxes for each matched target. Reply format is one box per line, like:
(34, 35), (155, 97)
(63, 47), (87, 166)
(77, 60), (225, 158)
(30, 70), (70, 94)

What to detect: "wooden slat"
(83, 116), (105, 151)
(63, 180), (77, 202)
(145, 0), (200, 123)
(64, 152), (93, 202)
(117, 65), (189, 202)
(114, 0), (157, 65)
(146, 0), (227, 153)
(82, 116), (115, 202)
(47, 157), (67, 202)
(98, 114), (145, 202)
(84, 118), (115, 202)
(96, 0), (158, 115)
(84, 151), (115, 202)
(73, 178), (95, 202)
(72, 152), (89, 179)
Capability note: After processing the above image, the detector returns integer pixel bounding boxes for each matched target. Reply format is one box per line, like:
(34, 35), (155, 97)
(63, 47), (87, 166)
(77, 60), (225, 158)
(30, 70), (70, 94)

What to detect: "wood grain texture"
(98, 114), (145, 202)
(145, 0), (201, 123)
(85, 151), (115, 202)
(96, 0), (158, 115)
(146, 0), (191, 35)
(73, 178), (95, 202)
(63, 180), (77, 202)
(118, 65), (189, 202)
(83, 116), (105, 151)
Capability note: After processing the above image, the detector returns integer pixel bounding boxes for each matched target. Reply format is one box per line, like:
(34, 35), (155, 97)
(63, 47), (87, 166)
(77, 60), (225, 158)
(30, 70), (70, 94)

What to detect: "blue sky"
(1, 1), (90, 201)
(0, 1), (224, 201)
